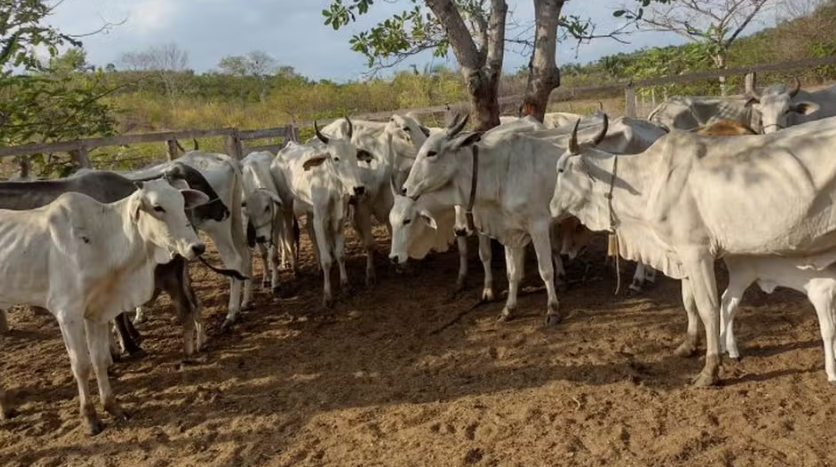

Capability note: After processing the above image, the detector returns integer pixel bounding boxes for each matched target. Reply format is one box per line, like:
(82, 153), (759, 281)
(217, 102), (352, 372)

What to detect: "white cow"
(272, 119), (367, 307)
(746, 79), (834, 133)
(240, 151), (296, 296)
(719, 255), (836, 381)
(402, 114), (609, 325)
(125, 151), (251, 327)
(0, 180), (207, 434)
(550, 114), (836, 386)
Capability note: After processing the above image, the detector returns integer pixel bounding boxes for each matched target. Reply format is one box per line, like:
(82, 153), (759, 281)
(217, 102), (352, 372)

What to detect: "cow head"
(129, 179), (208, 262)
(745, 78), (820, 134)
(555, 216), (594, 260)
(402, 113), (482, 200)
(550, 116), (610, 227)
(388, 193), (440, 265)
(243, 188), (282, 245)
(313, 118), (367, 199)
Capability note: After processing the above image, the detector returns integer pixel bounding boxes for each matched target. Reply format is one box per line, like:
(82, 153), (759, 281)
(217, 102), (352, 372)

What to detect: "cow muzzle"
(184, 242), (206, 260)
(353, 186), (366, 196)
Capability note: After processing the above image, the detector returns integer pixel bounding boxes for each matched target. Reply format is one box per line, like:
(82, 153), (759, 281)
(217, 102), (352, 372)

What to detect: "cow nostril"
(401, 188), (407, 196)
(354, 186), (366, 196)
(256, 236), (266, 243)
(192, 244), (206, 256)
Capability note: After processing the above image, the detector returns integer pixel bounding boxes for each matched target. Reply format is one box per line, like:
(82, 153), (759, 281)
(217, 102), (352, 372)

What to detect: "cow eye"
(426, 151), (437, 158)
(264, 206), (270, 212)
(153, 206), (166, 213)
(403, 219), (412, 225)
(333, 157), (340, 162)
(402, 126), (411, 132)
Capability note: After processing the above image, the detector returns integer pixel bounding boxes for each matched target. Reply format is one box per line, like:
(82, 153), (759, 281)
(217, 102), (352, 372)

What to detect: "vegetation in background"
(3, 0), (836, 178)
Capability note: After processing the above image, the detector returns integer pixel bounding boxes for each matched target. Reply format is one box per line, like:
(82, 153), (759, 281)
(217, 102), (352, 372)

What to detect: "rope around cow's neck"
(605, 154), (621, 295)
(465, 144), (479, 233)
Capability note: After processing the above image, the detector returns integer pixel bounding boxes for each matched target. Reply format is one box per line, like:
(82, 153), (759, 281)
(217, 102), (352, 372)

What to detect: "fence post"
(624, 84), (637, 118)
(225, 129), (243, 160)
(744, 72), (757, 95)
(69, 147), (91, 169)
(166, 139), (180, 161)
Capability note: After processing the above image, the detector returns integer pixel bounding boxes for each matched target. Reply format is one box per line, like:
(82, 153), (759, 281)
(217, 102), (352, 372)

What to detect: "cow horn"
(314, 120), (329, 145)
(597, 101), (604, 112)
(448, 113), (469, 137)
(175, 139), (185, 153)
(192, 138), (199, 151)
(389, 173), (399, 196)
(345, 116), (353, 139)
(569, 119), (581, 155)
(789, 76), (801, 98)
(591, 114), (609, 147)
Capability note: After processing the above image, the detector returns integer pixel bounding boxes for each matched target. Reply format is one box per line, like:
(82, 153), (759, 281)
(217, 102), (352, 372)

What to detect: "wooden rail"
(0, 125), (298, 169)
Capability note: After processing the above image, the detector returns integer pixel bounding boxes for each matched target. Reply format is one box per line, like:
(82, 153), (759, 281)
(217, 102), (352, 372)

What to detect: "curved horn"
(389, 172), (399, 196)
(569, 119), (581, 155)
(175, 139), (185, 153)
(597, 100), (604, 112)
(345, 116), (354, 139)
(192, 138), (199, 151)
(591, 114), (609, 147)
(448, 113), (469, 137)
(789, 76), (801, 98)
(314, 120), (329, 145)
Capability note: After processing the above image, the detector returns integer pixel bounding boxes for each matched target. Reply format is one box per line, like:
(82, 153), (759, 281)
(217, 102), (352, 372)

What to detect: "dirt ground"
(1, 227), (835, 467)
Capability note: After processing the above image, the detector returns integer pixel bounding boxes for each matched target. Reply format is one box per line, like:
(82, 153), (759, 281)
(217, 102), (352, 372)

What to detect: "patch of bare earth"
(1, 228), (835, 466)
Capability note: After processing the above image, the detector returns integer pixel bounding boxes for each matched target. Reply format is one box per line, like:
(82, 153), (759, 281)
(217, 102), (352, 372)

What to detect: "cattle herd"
(2, 79), (836, 437)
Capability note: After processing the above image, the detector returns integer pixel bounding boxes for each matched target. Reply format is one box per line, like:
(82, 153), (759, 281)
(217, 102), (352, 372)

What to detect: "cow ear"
(133, 180), (145, 191)
(790, 101), (819, 115)
(130, 193), (144, 222)
(303, 155), (327, 171)
(419, 125), (431, 137)
(744, 96), (760, 107)
(450, 131), (482, 150)
(167, 178), (190, 190)
(180, 189), (210, 209)
(418, 209), (438, 230)
(267, 190), (283, 206)
(357, 149), (375, 164)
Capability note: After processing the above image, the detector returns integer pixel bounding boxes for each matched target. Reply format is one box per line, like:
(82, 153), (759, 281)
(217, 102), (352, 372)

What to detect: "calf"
(0, 180), (207, 435)
(718, 255), (836, 381)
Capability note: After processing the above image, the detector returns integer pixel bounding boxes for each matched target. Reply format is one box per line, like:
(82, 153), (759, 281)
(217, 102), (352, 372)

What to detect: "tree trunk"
(521, 0), (565, 122)
(426, 0), (506, 131)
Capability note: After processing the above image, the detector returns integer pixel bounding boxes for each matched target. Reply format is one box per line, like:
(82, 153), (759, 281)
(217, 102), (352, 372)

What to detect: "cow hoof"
(544, 313), (561, 327)
(366, 274), (376, 287)
(128, 348), (148, 359)
(1, 407), (17, 420)
(673, 341), (698, 358)
(496, 310), (513, 323)
(105, 403), (129, 421)
(86, 416), (104, 436)
(323, 297), (334, 309)
(626, 286), (642, 297)
(262, 280), (271, 290)
(691, 371), (719, 387)
(242, 303), (255, 312)
(272, 286), (282, 298)
(481, 288), (495, 302)
(828, 379), (836, 385)
(132, 315), (147, 325)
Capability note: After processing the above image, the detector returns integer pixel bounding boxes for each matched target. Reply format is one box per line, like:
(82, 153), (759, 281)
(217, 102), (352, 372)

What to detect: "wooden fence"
(2, 55), (834, 176)
(0, 124), (299, 171)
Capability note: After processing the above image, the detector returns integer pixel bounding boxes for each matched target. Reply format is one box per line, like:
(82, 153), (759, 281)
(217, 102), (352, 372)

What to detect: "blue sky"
(46, 0), (771, 82)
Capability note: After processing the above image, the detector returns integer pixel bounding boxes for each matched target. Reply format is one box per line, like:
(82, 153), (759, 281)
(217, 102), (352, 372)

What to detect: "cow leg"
(498, 246), (525, 322)
(257, 242), (270, 290)
(0, 309), (8, 335)
(455, 235), (469, 293)
(133, 306), (147, 325)
(674, 279), (701, 357)
(478, 235), (495, 302)
(530, 228), (561, 326)
(334, 228), (350, 290)
(682, 252), (722, 387)
(718, 261), (753, 360)
(353, 203), (376, 287)
(86, 320), (127, 423)
(284, 211), (301, 276)
(645, 266), (658, 286)
(56, 315), (102, 435)
(207, 225), (247, 325)
(312, 216), (335, 308)
(305, 215), (322, 270)
(268, 244), (281, 297)
(629, 262), (647, 294)
(113, 314), (143, 356)
(807, 283), (836, 382)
